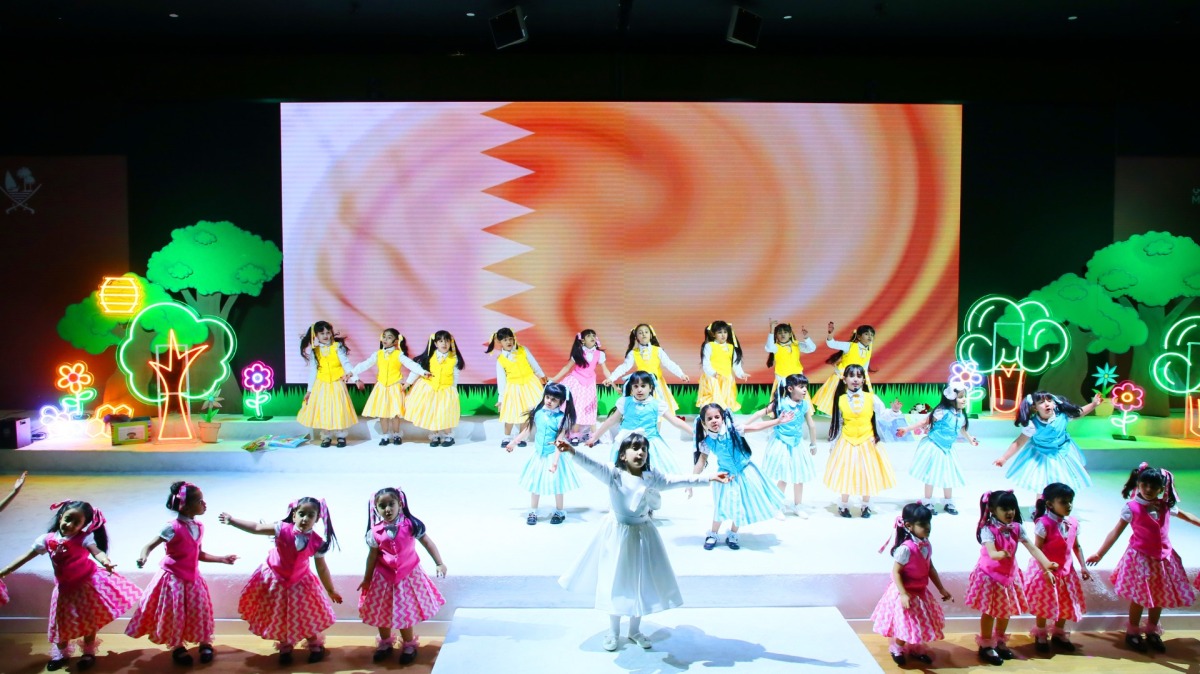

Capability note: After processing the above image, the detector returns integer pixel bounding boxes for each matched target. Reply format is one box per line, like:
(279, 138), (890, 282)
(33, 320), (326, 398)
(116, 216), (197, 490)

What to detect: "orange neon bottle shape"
(148, 329), (210, 441)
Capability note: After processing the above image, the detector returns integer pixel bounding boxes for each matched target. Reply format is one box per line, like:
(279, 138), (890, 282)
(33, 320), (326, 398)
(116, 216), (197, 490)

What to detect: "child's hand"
(679, 374), (691, 383)
(899, 593), (911, 610)
(435, 564), (447, 578)
(102, 560), (117, 573)
(809, 443), (818, 456)
(555, 439), (574, 453)
(970, 436), (979, 446)
(992, 458), (1006, 467)
(302, 392), (311, 405)
(896, 427), (908, 438)
(1043, 567), (1058, 585)
(328, 590), (343, 604)
(712, 471), (731, 483)
(737, 374), (750, 382)
(1080, 567), (1091, 581)
(11, 471), (27, 493)
(357, 580), (370, 592)
(136, 556), (147, 569)
(769, 318), (777, 329)
(1085, 553), (1102, 566)
(355, 380), (365, 391)
(218, 512), (233, 525)
(799, 325), (809, 338)
(827, 321), (835, 335)
(585, 436), (600, 447)
(548, 461), (558, 474)
(422, 372), (433, 379)
(221, 555), (238, 565)
(777, 411), (795, 423)
(940, 588), (954, 602)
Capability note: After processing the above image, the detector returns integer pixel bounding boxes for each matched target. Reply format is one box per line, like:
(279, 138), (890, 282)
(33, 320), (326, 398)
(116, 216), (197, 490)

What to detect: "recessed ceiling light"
(1068, 15), (1077, 20)
(466, 12), (475, 17)
(168, 13), (179, 18)
(783, 15), (792, 20)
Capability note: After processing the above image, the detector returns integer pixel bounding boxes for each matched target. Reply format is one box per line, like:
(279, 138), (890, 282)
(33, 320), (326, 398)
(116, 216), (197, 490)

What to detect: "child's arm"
(805, 405), (818, 454)
(1080, 392), (1104, 416)
(1020, 537), (1060, 579)
(604, 352), (635, 385)
(700, 343), (717, 378)
(357, 547), (380, 591)
(0, 471), (27, 513)
(495, 359), (507, 406)
(0, 548), (38, 577)
(685, 451), (709, 499)
(733, 358), (749, 381)
(928, 562), (953, 601)
(587, 407), (623, 446)
(136, 534), (166, 568)
(1071, 535), (1091, 580)
(957, 423), (979, 446)
(1087, 519), (1129, 564)
(418, 534), (448, 578)
(993, 433), (1029, 467)
(218, 513), (277, 535)
(798, 326), (817, 353)
(1173, 508), (1200, 528)
(557, 441), (616, 484)
(548, 361), (574, 382)
(336, 345), (356, 382)
(658, 348), (691, 382)
(524, 348), (547, 383)
(314, 556), (343, 603)
(399, 354), (429, 378)
(890, 561), (912, 609)
(661, 408), (696, 435)
(507, 423), (533, 452)
(764, 325), (778, 354)
(984, 541), (1008, 561)
(86, 541), (118, 573)
(744, 405), (770, 425)
(598, 358), (615, 388)
(743, 411), (794, 433)
(198, 550), (237, 565)
(303, 356), (318, 404)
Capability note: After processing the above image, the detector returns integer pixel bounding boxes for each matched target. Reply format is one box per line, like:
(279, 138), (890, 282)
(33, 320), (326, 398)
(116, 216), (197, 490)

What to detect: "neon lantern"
(241, 361), (274, 420)
(1150, 315), (1200, 438)
(54, 361), (96, 420)
(956, 294), (1070, 418)
(97, 275), (143, 316)
(1109, 380), (1145, 441)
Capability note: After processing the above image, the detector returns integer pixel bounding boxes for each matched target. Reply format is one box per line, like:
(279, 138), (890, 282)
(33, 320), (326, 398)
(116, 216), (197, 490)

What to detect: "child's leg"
(793, 482), (804, 505)
(398, 626), (420, 662)
(979, 613), (995, 641)
(924, 483), (934, 500)
(373, 627), (395, 661)
(530, 494), (540, 511)
(994, 616), (1013, 656)
(1128, 601), (1145, 631)
(1147, 606), (1163, 630)
(776, 480), (786, 492)
(50, 641), (72, 663)
(555, 493), (564, 511)
(1145, 607), (1166, 650)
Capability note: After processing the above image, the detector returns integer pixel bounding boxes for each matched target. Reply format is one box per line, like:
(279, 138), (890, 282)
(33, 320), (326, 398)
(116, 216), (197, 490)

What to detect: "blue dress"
(761, 398), (817, 484)
(700, 431), (783, 525)
(517, 408), (582, 495)
(908, 408), (967, 488)
(1004, 413), (1091, 492)
(608, 396), (685, 475)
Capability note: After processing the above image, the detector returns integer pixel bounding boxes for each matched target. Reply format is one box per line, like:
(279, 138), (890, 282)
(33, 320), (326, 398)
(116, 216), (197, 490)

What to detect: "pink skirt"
(1110, 548), (1196, 609)
(0, 577), (8, 606)
(125, 569), (215, 646)
(238, 563), (336, 644)
(870, 584), (945, 644)
(964, 567), (1028, 619)
(48, 571), (141, 643)
(561, 373), (599, 427)
(358, 565), (446, 630)
(1023, 561), (1086, 622)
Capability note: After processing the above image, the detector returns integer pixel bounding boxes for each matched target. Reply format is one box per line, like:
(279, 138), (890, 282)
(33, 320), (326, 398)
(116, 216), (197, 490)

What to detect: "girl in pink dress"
(0, 499), (141, 671)
(0, 471), (28, 607)
(549, 330), (615, 444)
(1087, 464), (1199, 653)
(870, 502), (953, 667)
(1024, 482), (1090, 654)
(125, 482), (238, 665)
(358, 487), (447, 664)
(964, 490), (1058, 666)
(219, 497), (343, 665)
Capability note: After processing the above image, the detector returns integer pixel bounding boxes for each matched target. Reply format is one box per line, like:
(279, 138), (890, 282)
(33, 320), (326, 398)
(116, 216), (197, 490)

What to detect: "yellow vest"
(315, 344), (345, 383)
(375, 349), (405, 386)
(838, 342), (872, 371)
(428, 352), (457, 390)
(839, 391), (877, 444)
(497, 347), (537, 384)
(773, 341), (804, 377)
(708, 342), (734, 376)
(632, 345), (665, 382)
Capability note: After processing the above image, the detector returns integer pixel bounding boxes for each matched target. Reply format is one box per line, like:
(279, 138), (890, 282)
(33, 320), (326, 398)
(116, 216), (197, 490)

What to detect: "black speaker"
(727, 6), (762, 48)
(0, 416), (31, 449)
(490, 7), (528, 49)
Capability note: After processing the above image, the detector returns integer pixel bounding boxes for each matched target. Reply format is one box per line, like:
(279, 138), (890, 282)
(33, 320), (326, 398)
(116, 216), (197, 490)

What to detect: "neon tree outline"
(116, 301), (236, 404)
(1149, 315), (1200, 438)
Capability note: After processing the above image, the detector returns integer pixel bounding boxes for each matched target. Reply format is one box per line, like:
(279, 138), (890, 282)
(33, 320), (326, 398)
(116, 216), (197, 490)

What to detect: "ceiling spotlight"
(783, 15), (792, 20)
(466, 12), (475, 17)
(168, 13), (179, 18)
(1068, 15), (1078, 20)
(490, 6), (528, 49)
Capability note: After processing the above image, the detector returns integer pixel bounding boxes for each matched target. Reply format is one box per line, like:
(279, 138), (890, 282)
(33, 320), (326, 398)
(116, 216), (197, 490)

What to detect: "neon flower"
(1093, 363), (1119, 390)
(241, 361), (274, 393)
(950, 361), (985, 388)
(1111, 380), (1145, 413)
(55, 362), (94, 395)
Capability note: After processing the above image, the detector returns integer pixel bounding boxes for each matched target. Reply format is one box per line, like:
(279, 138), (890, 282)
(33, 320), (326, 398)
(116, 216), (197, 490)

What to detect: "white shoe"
(629, 632), (652, 649)
(603, 634), (619, 651)
(794, 505), (809, 519)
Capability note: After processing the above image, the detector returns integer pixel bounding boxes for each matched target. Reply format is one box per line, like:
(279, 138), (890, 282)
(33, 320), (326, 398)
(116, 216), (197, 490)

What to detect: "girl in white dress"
(558, 434), (729, 652)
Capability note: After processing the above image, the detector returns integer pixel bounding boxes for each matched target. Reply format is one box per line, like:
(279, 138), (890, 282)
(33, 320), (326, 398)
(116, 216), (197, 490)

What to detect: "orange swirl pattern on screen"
(282, 102), (960, 384)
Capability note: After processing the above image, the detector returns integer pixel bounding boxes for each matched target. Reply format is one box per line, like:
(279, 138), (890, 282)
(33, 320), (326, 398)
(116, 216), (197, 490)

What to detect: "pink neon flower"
(950, 361), (984, 388)
(241, 361), (275, 393)
(1110, 380), (1145, 413)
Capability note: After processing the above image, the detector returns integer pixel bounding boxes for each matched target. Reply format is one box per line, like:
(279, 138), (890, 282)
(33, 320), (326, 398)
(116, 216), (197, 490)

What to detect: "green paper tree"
(1085, 231), (1200, 416)
(146, 221), (282, 410)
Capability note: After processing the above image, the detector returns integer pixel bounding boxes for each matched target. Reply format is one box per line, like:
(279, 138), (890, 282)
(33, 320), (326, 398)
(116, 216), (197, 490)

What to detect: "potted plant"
(197, 395), (224, 443)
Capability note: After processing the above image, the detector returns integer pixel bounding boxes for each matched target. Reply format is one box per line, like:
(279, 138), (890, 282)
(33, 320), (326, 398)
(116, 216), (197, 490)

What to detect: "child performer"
(219, 498), (343, 665)
(966, 490), (1059, 666)
(351, 328), (428, 446)
(877, 398), (915, 443)
(747, 374), (818, 518)
(548, 329), (614, 445)
(696, 320), (748, 412)
(0, 471), (27, 607)
(588, 371), (696, 475)
(1087, 464), (1198, 653)
(0, 500), (141, 671)
(824, 363), (898, 518)
(488, 327), (548, 448)
(508, 382), (580, 525)
(126, 482), (237, 665)
(1026, 482), (1089, 654)
(605, 323), (691, 413)
(297, 320), (358, 448)
(811, 322), (876, 416)
(899, 382), (977, 515)
(870, 502), (953, 666)
(405, 331), (466, 447)
(692, 404), (790, 550)
(765, 319), (816, 395)
(359, 487), (447, 665)
(558, 434), (729, 651)
(993, 391), (1102, 492)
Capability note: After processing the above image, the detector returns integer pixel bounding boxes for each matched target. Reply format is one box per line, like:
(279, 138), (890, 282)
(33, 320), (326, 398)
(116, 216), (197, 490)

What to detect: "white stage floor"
(433, 608), (883, 674)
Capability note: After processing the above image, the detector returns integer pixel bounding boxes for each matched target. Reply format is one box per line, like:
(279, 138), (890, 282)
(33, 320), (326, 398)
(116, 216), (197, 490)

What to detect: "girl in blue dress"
(691, 404), (790, 550)
(508, 383), (580, 525)
(588, 371), (696, 475)
(900, 382), (978, 515)
(747, 374), (818, 518)
(993, 390), (1102, 492)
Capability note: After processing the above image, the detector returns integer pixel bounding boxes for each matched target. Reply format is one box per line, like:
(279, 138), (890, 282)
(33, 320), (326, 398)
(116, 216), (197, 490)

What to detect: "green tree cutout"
(146, 221), (282, 410)
(1085, 231), (1200, 416)
(1013, 273), (1147, 399)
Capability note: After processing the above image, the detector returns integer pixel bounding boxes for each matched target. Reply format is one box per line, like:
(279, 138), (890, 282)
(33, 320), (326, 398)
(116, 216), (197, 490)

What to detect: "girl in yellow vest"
(696, 321), (748, 412)
(297, 321), (358, 448)
(605, 324), (691, 413)
(350, 329), (429, 446)
(404, 331), (466, 447)
(765, 320), (817, 395)
(811, 323), (877, 416)
(487, 328), (548, 448)
(824, 363), (899, 518)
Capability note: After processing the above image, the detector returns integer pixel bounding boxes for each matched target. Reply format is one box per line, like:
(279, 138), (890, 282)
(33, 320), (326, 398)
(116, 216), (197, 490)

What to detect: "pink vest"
(568, 350), (600, 381)
(44, 534), (97, 589)
(370, 520), (420, 584)
(267, 523), (323, 586)
(1127, 500), (1173, 560)
(1035, 514), (1077, 576)
(161, 519), (202, 584)
(899, 539), (931, 594)
(976, 521), (1021, 584)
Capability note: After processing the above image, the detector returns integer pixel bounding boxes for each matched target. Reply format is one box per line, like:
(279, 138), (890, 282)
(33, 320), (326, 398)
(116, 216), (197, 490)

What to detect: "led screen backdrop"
(282, 102), (961, 384)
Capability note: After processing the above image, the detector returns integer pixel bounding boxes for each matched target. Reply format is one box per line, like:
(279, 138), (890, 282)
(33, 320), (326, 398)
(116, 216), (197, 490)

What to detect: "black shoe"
(442, 437), (456, 447)
(550, 511), (565, 524)
(198, 644), (214, 664)
(944, 503), (959, 515)
(501, 439), (511, 449)
(78, 654), (97, 671)
(890, 652), (906, 666)
(319, 438), (332, 448)
(379, 438), (391, 446)
(995, 644), (1014, 660)
(1035, 640), (1050, 654)
(399, 644), (418, 665)
(336, 438), (347, 448)
(430, 438), (442, 447)
(930, 506), (939, 516)
(393, 437), (403, 446)
(279, 651), (294, 666)
(47, 658), (68, 672)
(1145, 633), (1165, 652)
(172, 647), (194, 666)
(373, 645), (394, 663)
(1050, 636), (1076, 652)
(526, 511), (538, 525)
(308, 646), (327, 664)
(703, 534), (717, 550)
(911, 652), (933, 665)
(978, 647), (1003, 665)
(726, 536), (740, 550)
(838, 507), (852, 518)
(569, 437), (582, 446)
(861, 506), (873, 519)
(1125, 634), (1146, 652)
(518, 441), (527, 447)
